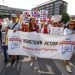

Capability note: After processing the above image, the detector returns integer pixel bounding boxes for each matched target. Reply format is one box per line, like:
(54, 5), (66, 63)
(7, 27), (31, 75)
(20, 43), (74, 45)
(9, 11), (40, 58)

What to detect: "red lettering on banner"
(9, 38), (22, 42)
(59, 41), (75, 45)
(23, 46), (57, 52)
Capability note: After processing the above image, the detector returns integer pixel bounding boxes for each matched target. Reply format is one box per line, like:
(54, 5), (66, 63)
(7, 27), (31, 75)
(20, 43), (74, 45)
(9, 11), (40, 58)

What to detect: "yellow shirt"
(16, 16), (23, 24)
(5, 33), (8, 46)
(16, 17), (19, 22)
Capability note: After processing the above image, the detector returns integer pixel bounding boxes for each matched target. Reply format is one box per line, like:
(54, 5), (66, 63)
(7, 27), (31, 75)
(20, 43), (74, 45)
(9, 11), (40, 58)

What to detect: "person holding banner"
(41, 22), (49, 34)
(2, 26), (8, 64)
(64, 21), (75, 35)
(8, 14), (22, 65)
(29, 18), (39, 32)
(21, 23), (29, 32)
(51, 16), (74, 72)
(29, 18), (39, 66)
(64, 20), (75, 72)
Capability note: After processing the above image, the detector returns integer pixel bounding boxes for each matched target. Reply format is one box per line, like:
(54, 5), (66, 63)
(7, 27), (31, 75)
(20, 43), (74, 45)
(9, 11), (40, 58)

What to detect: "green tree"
(61, 13), (70, 24)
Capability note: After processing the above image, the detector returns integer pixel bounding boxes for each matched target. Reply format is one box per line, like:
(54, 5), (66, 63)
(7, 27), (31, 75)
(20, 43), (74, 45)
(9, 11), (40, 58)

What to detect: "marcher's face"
(44, 25), (47, 29)
(22, 24), (25, 28)
(12, 17), (16, 22)
(41, 22), (45, 27)
(36, 20), (38, 24)
(53, 22), (60, 27)
(31, 19), (36, 26)
(69, 21), (75, 30)
(5, 27), (8, 32)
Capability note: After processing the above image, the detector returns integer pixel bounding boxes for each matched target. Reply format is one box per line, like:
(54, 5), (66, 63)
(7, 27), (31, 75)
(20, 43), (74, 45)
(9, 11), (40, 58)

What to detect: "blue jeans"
(2, 46), (8, 62)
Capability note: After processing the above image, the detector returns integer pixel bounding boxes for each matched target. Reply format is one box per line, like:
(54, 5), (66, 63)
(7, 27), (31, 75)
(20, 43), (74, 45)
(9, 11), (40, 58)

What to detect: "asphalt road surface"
(0, 50), (75, 75)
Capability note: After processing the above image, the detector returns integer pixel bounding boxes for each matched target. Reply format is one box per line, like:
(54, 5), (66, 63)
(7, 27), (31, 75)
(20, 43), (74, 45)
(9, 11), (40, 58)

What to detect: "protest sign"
(23, 11), (31, 24)
(51, 15), (62, 22)
(50, 27), (64, 35)
(40, 10), (48, 22)
(32, 11), (40, 20)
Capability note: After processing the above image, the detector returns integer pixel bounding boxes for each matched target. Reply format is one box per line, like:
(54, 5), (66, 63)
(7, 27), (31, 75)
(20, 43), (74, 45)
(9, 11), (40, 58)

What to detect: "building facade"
(32, 0), (68, 17)
(0, 5), (26, 18)
(70, 15), (75, 21)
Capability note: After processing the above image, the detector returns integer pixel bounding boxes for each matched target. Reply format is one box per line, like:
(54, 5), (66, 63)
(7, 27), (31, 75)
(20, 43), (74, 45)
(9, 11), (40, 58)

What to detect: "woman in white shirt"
(64, 20), (75, 72)
(64, 21), (75, 35)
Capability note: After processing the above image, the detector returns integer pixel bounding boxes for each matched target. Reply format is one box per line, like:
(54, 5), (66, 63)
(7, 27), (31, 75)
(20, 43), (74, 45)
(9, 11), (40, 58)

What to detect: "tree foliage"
(62, 13), (70, 24)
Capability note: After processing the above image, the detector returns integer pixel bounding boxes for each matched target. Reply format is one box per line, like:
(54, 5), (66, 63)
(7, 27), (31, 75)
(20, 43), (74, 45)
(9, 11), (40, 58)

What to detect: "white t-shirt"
(8, 22), (21, 30)
(48, 24), (52, 34)
(64, 28), (73, 35)
(50, 27), (64, 35)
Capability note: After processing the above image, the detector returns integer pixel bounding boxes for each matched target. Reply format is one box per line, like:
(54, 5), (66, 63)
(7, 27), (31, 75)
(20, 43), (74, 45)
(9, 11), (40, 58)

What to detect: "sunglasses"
(69, 24), (75, 25)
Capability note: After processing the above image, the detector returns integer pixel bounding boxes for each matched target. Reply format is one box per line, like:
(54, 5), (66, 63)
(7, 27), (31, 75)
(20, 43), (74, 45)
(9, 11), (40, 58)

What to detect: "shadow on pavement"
(0, 60), (22, 75)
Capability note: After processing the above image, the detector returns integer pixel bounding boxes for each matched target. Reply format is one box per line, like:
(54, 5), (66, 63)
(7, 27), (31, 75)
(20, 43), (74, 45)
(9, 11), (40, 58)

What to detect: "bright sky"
(0, 0), (75, 15)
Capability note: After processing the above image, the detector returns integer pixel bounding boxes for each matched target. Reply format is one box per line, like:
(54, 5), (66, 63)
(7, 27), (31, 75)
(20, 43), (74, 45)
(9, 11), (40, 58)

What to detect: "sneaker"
(66, 65), (72, 72)
(69, 62), (73, 66)
(30, 62), (33, 66)
(34, 66), (37, 70)
(6, 62), (11, 67)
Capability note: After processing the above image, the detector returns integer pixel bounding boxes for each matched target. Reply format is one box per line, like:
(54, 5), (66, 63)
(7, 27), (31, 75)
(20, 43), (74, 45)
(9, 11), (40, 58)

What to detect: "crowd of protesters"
(0, 13), (75, 73)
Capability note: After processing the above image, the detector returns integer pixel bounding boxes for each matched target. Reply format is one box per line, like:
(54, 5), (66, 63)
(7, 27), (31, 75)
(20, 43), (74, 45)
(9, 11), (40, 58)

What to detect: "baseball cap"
(11, 14), (17, 18)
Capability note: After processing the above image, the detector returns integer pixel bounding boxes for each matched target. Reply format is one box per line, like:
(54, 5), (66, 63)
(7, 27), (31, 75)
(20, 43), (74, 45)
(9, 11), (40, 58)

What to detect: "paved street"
(0, 50), (75, 75)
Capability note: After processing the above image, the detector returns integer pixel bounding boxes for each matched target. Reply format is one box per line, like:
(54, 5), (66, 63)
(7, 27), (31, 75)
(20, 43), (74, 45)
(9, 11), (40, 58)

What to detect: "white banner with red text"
(8, 30), (75, 60)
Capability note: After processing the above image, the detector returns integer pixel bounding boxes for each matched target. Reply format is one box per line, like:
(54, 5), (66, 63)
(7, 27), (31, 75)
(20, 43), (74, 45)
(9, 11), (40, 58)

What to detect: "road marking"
(38, 70), (55, 74)
(37, 60), (55, 75)
(46, 64), (55, 74)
